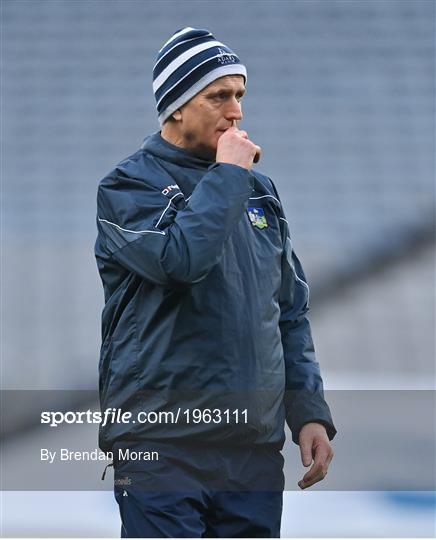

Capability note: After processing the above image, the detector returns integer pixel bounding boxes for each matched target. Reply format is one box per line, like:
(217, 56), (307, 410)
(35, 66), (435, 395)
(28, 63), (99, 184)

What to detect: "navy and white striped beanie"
(153, 27), (247, 125)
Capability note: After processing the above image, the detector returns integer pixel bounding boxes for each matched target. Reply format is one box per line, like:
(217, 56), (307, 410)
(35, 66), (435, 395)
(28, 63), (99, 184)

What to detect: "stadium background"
(2, 0), (434, 536)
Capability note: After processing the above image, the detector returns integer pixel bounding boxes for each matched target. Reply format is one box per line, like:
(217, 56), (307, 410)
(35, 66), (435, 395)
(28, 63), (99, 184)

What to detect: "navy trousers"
(113, 441), (284, 538)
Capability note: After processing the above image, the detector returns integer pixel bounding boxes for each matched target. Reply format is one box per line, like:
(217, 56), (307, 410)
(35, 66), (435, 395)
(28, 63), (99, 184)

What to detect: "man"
(95, 27), (337, 538)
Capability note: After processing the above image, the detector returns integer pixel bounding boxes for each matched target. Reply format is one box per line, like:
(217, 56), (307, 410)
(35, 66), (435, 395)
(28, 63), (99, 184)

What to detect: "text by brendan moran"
(40, 448), (159, 464)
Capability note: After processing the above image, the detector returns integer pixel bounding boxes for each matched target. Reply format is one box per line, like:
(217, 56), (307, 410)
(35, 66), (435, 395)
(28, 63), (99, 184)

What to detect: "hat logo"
(217, 47), (237, 65)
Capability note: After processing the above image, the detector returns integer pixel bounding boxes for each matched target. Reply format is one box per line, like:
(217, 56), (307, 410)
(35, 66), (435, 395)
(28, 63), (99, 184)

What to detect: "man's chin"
(192, 143), (217, 162)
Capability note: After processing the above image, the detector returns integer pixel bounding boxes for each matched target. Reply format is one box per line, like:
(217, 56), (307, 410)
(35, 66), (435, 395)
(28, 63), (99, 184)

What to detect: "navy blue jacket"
(95, 132), (337, 453)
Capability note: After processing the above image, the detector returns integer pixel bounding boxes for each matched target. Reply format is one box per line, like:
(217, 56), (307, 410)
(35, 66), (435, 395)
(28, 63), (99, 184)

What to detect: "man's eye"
(211, 93), (243, 101)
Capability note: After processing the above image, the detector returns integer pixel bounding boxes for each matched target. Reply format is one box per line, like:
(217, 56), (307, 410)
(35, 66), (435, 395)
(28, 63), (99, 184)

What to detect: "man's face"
(173, 75), (245, 160)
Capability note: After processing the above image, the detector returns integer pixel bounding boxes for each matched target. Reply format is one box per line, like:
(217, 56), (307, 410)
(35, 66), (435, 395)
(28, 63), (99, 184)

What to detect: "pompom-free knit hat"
(153, 27), (247, 125)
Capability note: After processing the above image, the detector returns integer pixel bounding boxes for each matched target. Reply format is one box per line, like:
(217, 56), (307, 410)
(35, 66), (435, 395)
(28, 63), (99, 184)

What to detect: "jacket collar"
(141, 131), (213, 171)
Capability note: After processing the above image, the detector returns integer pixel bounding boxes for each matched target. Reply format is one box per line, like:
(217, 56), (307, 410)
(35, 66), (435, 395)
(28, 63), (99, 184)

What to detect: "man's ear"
(172, 109), (182, 121)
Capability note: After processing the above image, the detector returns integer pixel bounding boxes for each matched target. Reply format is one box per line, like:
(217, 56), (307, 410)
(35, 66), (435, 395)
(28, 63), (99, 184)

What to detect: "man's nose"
(225, 97), (243, 121)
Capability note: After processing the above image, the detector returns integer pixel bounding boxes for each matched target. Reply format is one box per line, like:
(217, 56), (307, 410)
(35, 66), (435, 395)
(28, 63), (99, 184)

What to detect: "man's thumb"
(300, 442), (312, 467)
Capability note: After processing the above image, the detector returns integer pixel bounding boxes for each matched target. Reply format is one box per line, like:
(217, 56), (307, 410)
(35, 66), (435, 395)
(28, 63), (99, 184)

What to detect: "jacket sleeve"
(97, 162), (254, 287)
(270, 181), (337, 445)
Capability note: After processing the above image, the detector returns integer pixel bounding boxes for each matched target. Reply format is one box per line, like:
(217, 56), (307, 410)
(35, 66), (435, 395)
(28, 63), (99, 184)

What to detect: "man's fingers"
(253, 145), (261, 163)
(219, 125), (260, 165)
(229, 127), (249, 140)
(298, 461), (326, 489)
(303, 459), (326, 483)
(298, 468), (326, 489)
(298, 444), (333, 489)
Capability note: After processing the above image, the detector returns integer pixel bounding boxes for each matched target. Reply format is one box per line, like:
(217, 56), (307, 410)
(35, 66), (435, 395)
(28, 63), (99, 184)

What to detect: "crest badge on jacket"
(247, 207), (268, 229)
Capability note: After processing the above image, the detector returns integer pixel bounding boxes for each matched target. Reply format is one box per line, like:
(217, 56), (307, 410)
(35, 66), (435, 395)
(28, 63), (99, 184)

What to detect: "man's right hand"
(216, 126), (261, 170)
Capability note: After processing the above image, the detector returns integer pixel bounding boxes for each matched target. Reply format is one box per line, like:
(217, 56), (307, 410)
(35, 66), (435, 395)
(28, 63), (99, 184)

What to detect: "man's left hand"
(297, 422), (334, 490)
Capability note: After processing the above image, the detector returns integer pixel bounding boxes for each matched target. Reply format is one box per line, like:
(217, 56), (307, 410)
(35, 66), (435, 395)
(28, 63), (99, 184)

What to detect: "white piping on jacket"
(248, 194), (281, 206)
(98, 218), (166, 236)
(154, 192), (184, 228)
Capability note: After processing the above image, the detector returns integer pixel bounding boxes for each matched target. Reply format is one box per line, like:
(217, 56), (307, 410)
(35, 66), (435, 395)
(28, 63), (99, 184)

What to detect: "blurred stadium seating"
(3, 0), (433, 393)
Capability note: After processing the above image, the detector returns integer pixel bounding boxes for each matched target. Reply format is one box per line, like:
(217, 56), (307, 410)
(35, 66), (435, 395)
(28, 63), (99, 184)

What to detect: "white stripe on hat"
(157, 52), (230, 108)
(153, 40), (225, 93)
(158, 27), (194, 53)
(154, 32), (213, 70)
